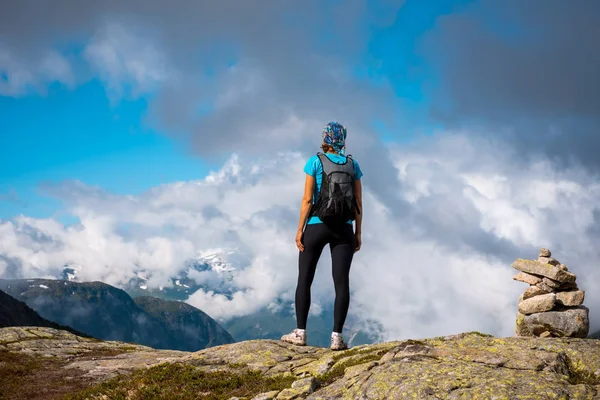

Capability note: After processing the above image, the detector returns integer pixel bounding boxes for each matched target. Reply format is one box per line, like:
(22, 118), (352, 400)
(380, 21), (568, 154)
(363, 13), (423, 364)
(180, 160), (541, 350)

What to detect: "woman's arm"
(354, 179), (363, 234)
(296, 174), (315, 251)
(354, 179), (362, 252)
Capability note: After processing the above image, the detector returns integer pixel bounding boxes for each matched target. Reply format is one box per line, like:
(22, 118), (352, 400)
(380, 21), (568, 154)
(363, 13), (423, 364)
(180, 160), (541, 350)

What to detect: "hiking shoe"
(330, 335), (348, 351)
(281, 329), (306, 346)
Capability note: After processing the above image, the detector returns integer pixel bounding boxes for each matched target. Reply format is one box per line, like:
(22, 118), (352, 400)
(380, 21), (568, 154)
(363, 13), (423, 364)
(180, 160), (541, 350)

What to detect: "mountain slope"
(0, 278), (170, 348)
(133, 296), (234, 350)
(0, 279), (234, 351)
(0, 289), (85, 337)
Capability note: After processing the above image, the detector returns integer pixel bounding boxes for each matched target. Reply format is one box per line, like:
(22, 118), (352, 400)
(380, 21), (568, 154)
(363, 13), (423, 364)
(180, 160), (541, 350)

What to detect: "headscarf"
(322, 121), (347, 156)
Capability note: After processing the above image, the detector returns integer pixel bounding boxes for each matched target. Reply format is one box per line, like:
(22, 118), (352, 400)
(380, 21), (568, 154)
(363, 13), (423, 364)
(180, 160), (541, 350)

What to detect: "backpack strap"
(317, 152), (355, 179)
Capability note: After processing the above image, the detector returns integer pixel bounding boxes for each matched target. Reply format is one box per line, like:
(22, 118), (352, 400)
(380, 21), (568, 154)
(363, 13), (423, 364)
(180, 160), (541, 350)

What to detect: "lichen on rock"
(512, 248), (589, 338)
(3, 326), (600, 399)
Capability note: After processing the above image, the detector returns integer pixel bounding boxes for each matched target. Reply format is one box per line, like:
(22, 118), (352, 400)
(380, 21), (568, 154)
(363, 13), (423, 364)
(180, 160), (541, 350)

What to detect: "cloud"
(420, 0), (600, 168)
(84, 22), (173, 102)
(2, 134), (600, 339)
(1, 0), (599, 340)
(1, 0), (405, 157)
(2, 0), (598, 164)
(0, 47), (74, 96)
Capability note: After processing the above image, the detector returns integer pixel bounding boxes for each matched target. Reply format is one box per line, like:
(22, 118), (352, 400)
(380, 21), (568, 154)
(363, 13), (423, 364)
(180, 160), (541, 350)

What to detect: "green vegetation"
(0, 350), (89, 400)
(468, 331), (494, 338)
(0, 350), (45, 398)
(66, 362), (295, 400)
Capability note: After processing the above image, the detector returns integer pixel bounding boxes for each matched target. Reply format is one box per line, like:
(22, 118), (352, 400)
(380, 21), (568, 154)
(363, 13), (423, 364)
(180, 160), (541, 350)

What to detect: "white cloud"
(84, 22), (173, 102)
(2, 134), (600, 340)
(0, 48), (74, 96)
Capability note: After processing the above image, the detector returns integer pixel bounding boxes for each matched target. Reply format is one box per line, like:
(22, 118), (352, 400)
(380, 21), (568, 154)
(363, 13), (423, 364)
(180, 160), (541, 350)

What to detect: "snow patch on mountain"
(61, 265), (82, 282)
(59, 248), (238, 293)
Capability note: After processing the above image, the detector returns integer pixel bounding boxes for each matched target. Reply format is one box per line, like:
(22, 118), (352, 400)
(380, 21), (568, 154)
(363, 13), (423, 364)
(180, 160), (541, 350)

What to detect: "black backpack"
(311, 152), (360, 224)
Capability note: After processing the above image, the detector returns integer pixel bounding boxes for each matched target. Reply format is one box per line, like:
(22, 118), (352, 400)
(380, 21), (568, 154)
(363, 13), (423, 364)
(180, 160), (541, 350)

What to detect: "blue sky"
(0, 79), (209, 219)
(0, 0), (478, 220)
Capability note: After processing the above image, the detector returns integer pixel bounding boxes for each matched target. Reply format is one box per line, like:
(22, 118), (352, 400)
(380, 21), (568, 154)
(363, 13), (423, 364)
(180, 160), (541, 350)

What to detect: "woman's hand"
(296, 230), (305, 252)
(354, 232), (361, 253)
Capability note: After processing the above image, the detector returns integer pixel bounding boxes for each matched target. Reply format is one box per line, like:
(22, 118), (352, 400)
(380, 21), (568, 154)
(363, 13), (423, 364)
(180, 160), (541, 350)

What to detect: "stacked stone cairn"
(512, 248), (589, 338)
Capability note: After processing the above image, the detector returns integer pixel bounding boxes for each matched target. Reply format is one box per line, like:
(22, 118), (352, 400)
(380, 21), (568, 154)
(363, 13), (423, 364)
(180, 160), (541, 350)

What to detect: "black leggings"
(295, 222), (356, 333)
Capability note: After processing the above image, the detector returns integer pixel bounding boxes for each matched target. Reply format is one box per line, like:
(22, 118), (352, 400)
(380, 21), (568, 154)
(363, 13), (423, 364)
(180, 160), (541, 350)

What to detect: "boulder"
(512, 271), (542, 285)
(558, 263), (569, 271)
(535, 280), (556, 293)
(556, 290), (585, 307)
(538, 256), (560, 266)
(512, 259), (576, 283)
(558, 281), (578, 291)
(518, 293), (556, 315)
(522, 286), (548, 300)
(542, 277), (561, 289)
(515, 311), (533, 337)
(522, 306), (589, 338)
(539, 248), (551, 257)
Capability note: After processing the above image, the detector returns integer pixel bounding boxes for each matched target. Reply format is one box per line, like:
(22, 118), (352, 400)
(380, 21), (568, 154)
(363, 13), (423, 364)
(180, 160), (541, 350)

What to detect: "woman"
(281, 121), (363, 351)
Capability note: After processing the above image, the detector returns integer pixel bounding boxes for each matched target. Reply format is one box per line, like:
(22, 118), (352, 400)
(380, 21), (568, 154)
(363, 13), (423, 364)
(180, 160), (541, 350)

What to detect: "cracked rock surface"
(2, 327), (600, 399)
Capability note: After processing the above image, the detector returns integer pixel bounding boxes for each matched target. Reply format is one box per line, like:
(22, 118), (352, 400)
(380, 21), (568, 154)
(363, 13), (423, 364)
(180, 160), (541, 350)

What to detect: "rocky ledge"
(2, 327), (600, 399)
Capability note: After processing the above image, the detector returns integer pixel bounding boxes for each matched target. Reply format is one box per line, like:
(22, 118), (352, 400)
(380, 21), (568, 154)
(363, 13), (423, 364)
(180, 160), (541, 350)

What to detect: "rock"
(252, 392), (280, 400)
(512, 271), (542, 285)
(291, 354), (335, 377)
(542, 277), (561, 289)
(512, 259), (576, 283)
(0, 326), (185, 381)
(518, 293), (556, 315)
(539, 331), (552, 338)
(558, 281), (578, 291)
(522, 286), (548, 300)
(515, 311), (533, 337)
(344, 361), (378, 379)
(539, 248), (551, 257)
(291, 377), (319, 394)
(558, 263), (568, 271)
(306, 333), (600, 399)
(523, 306), (589, 338)
(5, 327), (600, 399)
(276, 388), (303, 400)
(556, 290), (585, 307)
(538, 256), (560, 266)
(536, 280), (556, 293)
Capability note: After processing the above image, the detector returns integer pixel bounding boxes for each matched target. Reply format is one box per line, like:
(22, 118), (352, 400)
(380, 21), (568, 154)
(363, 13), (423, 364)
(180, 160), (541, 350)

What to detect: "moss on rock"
(3, 327), (600, 399)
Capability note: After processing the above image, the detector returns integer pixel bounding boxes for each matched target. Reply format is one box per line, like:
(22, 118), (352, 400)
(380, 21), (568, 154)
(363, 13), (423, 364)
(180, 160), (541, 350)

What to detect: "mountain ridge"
(133, 295), (235, 351)
(0, 289), (88, 337)
(0, 278), (234, 351)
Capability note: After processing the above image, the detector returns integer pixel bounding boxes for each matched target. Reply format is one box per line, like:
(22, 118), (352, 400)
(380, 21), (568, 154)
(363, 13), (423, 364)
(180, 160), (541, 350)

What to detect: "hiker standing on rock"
(281, 121), (363, 351)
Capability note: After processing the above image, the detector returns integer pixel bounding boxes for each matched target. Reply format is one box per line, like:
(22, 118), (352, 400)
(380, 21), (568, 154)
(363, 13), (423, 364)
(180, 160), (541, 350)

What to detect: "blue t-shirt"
(303, 152), (363, 225)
